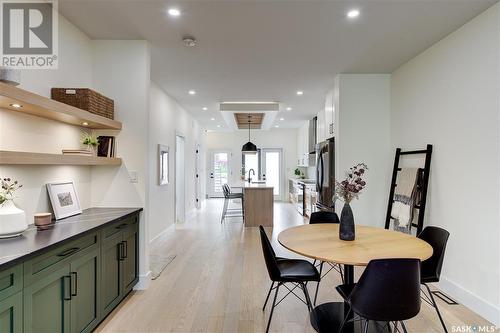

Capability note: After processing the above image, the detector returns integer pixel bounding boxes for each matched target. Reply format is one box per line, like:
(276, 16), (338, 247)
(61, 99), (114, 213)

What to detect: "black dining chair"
(220, 184), (244, 223)
(418, 226), (450, 333)
(335, 258), (421, 333)
(259, 226), (320, 333)
(309, 211), (343, 305)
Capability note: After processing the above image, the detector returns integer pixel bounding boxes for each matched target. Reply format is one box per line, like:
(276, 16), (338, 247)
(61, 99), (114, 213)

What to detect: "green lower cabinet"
(0, 291), (22, 333)
(23, 264), (71, 333)
(122, 224), (139, 293)
(100, 232), (123, 318)
(1, 212), (140, 333)
(70, 246), (100, 333)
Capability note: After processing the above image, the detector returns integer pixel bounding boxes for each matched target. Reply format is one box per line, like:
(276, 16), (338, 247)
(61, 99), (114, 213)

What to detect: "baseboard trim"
(134, 270), (151, 290)
(186, 207), (197, 220)
(149, 223), (175, 244)
(437, 276), (500, 326)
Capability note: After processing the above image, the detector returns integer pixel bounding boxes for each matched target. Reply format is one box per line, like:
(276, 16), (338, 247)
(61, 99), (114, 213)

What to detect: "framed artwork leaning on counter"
(46, 181), (82, 220)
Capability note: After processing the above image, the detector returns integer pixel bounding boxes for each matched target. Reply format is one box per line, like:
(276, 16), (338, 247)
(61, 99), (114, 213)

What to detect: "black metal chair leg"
(266, 283), (280, 333)
(313, 261), (324, 305)
(400, 321), (408, 333)
(300, 282), (313, 312)
(262, 282), (275, 311)
(221, 198), (228, 223)
(363, 320), (369, 333)
(425, 284), (448, 333)
(338, 307), (352, 332)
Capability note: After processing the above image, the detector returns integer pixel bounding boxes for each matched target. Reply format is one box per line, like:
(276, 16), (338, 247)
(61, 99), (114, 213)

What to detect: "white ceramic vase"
(0, 200), (28, 238)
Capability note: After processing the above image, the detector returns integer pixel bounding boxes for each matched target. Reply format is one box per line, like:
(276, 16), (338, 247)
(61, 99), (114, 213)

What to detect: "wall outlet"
(129, 171), (139, 183)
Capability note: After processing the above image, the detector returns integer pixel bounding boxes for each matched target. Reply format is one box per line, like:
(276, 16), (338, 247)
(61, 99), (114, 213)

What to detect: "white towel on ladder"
(391, 168), (418, 228)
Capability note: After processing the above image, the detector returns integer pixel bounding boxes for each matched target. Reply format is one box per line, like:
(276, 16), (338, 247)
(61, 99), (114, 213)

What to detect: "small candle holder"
(34, 213), (53, 230)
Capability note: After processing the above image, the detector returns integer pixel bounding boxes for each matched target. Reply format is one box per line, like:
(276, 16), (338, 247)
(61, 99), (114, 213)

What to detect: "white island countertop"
(231, 182), (274, 189)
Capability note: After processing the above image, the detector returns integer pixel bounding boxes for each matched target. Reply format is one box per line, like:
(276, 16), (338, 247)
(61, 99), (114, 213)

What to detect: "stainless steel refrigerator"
(316, 138), (335, 212)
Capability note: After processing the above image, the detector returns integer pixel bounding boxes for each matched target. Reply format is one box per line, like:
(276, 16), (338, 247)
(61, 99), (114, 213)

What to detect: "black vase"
(339, 202), (355, 241)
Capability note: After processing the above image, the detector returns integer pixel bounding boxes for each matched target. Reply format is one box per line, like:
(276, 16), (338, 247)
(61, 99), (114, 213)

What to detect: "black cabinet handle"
(63, 275), (72, 301)
(57, 247), (80, 257)
(71, 272), (78, 297)
(115, 223), (128, 230)
(116, 243), (122, 261)
(122, 241), (128, 259)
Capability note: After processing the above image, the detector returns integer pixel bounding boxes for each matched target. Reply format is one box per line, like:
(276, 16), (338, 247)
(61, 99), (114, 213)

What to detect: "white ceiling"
(59, 0), (497, 130)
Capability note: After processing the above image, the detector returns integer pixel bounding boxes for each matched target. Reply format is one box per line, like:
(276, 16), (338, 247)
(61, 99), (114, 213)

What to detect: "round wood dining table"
(278, 223), (433, 333)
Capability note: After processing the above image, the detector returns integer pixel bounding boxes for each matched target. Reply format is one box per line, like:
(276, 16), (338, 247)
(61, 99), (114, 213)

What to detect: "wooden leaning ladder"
(384, 144), (433, 235)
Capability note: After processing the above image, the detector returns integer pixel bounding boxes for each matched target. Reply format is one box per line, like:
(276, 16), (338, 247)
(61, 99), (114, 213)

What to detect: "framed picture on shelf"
(158, 144), (169, 185)
(46, 181), (82, 220)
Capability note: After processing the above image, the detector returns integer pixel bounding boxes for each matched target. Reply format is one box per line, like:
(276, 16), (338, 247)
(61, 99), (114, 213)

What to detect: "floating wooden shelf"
(0, 150), (122, 166)
(0, 82), (122, 130)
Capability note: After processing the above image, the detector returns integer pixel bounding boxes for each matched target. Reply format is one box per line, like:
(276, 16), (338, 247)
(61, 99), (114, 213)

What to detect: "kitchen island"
(234, 182), (274, 227)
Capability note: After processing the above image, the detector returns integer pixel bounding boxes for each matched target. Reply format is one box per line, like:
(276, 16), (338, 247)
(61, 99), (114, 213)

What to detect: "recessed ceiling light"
(296, 91), (303, 96)
(183, 36), (197, 47)
(217, 125), (221, 128)
(10, 103), (22, 108)
(168, 8), (181, 16)
(211, 118), (215, 121)
(82, 122), (89, 126)
(202, 107), (208, 111)
(347, 9), (360, 18)
(280, 118), (284, 121)
(286, 107), (292, 111)
(275, 125), (279, 128)
(188, 90), (196, 95)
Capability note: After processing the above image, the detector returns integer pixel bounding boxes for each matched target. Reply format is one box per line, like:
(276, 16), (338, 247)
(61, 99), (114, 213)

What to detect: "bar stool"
(220, 184), (244, 223)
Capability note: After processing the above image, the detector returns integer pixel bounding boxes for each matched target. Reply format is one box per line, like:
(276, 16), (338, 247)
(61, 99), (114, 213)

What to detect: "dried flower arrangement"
(0, 178), (22, 205)
(333, 163), (368, 204)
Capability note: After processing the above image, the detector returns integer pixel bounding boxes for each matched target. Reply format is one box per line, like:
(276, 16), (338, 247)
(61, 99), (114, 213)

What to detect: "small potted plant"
(0, 178), (27, 238)
(81, 131), (99, 155)
(333, 163), (368, 241)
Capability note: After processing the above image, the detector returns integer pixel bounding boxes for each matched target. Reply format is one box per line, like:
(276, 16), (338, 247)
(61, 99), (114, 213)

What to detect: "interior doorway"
(175, 134), (186, 223)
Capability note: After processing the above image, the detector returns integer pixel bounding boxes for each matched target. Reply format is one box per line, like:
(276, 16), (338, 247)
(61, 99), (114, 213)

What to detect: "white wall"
(0, 15), (154, 288)
(334, 74), (392, 227)
(0, 15), (93, 220)
(391, 2), (500, 325)
(204, 128), (298, 198)
(90, 40), (151, 287)
(148, 82), (204, 242)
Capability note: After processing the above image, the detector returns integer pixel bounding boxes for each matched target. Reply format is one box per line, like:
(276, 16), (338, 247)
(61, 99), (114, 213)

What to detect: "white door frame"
(261, 148), (284, 201)
(194, 142), (201, 209)
(174, 133), (186, 223)
(208, 150), (232, 198)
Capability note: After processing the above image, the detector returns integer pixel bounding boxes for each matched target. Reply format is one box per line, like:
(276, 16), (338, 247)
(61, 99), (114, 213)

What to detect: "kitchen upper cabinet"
(324, 88), (335, 139)
(316, 108), (326, 143)
(296, 122), (312, 167)
(317, 88), (335, 143)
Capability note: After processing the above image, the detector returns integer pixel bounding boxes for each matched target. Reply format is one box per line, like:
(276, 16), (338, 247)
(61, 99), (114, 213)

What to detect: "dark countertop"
(0, 207), (142, 270)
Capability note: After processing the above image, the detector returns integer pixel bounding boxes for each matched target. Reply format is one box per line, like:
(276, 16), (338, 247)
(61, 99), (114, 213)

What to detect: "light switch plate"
(129, 171), (138, 183)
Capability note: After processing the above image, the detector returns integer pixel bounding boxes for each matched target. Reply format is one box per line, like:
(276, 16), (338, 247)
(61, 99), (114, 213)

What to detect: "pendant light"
(242, 114), (258, 154)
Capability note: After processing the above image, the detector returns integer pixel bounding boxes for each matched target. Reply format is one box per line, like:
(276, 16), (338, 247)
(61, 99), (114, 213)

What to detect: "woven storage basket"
(51, 88), (114, 120)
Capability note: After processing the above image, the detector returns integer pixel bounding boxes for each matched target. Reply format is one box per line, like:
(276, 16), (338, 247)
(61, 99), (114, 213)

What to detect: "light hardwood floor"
(95, 200), (494, 333)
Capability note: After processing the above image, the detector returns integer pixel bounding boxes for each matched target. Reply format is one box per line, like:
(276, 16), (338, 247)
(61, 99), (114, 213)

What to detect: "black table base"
(309, 264), (391, 333)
